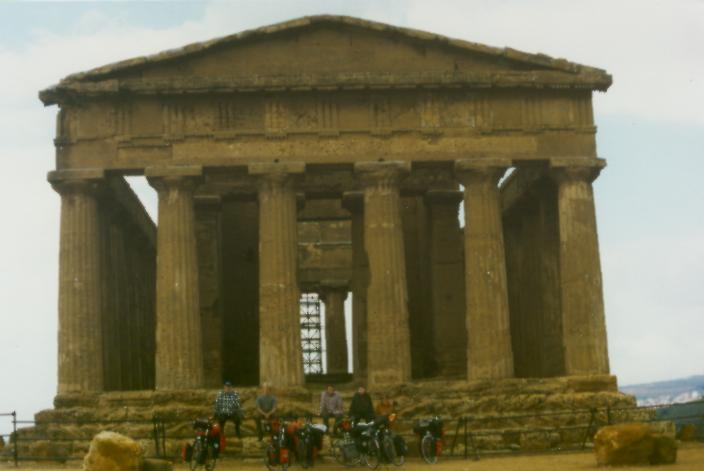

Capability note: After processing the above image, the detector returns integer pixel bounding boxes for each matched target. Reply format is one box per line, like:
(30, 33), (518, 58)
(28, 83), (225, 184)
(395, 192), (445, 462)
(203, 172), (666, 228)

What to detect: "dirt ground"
(2, 443), (703, 471)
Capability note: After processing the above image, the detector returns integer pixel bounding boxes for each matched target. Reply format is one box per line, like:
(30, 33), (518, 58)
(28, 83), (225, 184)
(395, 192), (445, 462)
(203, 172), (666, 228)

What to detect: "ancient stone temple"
(40, 16), (614, 394)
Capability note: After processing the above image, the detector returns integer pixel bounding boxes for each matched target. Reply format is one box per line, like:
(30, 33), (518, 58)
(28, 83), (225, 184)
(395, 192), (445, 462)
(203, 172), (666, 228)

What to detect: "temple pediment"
(40, 16), (611, 105)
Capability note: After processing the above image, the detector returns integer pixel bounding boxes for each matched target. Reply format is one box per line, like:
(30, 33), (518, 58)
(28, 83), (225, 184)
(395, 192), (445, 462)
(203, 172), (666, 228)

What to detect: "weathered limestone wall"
(221, 199), (259, 386)
(298, 216), (352, 287)
(426, 190), (466, 378)
(343, 192), (368, 382)
(98, 177), (157, 392)
(195, 196), (224, 388)
(401, 196), (434, 379)
(503, 174), (564, 378)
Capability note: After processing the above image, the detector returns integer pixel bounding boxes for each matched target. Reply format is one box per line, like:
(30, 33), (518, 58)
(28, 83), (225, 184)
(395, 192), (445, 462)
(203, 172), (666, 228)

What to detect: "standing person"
(255, 382), (278, 441)
(213, 381), (243, 438)
(349, 386), (374, 423)
(319, 385), (344, 432)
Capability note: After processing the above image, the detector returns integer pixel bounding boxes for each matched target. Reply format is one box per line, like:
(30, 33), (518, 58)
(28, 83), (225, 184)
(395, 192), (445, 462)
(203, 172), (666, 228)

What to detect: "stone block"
(593, 422), (678, 466)
(83, 431), (143, 471)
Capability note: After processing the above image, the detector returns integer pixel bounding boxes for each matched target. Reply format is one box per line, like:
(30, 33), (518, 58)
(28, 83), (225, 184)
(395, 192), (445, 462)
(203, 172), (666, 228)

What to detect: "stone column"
(551, 159), (610, 375)
(455, 159), (514, 380)
(425, 189), (467, 377)
(49, 169), (105, 393)
(249, 162), (305, 388)
(342, 192), (368, 381)
(146, 166), (203, 390)
(320, 280), (349, 375)
(355, 161), (412, 386)
(195, 195), (224, 388)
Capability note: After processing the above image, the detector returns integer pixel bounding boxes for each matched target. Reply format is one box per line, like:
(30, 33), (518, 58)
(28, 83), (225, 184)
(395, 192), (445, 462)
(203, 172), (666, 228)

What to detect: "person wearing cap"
(213, 381), (243, 438)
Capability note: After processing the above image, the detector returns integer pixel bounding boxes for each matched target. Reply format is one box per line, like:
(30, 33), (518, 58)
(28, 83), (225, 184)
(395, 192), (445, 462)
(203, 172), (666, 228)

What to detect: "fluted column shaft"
(355, 161), (412, 386)
(147, 167), (203, 390)
(250, 163), (305, 388)
(320, 283), (349, 374)
(343, 192), (368, 380)
(426, 190), (466, 377)
(552, 162), (610, 375)
(456, 159), (514, 380)
(51, 171), (105, 393)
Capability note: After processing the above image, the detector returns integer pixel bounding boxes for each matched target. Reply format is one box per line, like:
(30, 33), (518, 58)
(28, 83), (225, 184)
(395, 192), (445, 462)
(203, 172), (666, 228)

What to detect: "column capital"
(146, 165), (203, 192)
(354, 161), (410, 187)
(342, 191), (364, 212)
(425, 189), (463, 205)
(549, 158), (606, 183)
(454, 158), (511, 185)
(48, 168), (105, 195)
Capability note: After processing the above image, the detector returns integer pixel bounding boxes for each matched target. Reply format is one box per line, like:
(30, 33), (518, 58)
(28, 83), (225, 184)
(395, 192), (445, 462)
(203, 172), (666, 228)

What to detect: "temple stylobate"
(41, 15), (612, 393)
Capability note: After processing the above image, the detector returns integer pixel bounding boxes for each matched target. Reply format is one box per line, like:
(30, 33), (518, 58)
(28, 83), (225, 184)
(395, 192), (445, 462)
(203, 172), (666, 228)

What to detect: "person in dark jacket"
(348, 386), (374, 422)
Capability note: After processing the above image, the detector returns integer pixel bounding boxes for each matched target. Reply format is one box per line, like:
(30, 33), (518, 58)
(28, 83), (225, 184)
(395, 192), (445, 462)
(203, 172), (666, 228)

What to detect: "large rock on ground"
(83, 431), (142, 471)
(594, 422), (677, 466)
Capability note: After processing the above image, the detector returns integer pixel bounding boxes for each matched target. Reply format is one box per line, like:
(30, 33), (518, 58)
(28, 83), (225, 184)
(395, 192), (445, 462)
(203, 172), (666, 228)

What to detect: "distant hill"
(621, 375), (704, 406)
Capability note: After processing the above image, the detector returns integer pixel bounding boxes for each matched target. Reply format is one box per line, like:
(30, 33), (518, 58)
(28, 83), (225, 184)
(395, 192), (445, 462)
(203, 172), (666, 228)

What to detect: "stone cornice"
(40, 70), (610, 105)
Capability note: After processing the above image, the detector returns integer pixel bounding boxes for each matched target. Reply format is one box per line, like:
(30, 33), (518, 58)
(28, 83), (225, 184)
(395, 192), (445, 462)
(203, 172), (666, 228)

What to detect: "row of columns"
(51, 157), (609, 393)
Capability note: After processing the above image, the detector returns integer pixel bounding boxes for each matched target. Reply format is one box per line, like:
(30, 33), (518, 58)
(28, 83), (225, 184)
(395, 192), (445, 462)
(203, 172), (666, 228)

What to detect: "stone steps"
(9, 375), (639, 462)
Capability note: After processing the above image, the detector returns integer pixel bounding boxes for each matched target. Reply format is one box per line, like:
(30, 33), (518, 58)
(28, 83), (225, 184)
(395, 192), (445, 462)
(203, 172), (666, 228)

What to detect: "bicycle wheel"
(381, 435), (397, 465)
(205, 443), (217, 471)
(264, 444), (278, 471)
(365, 439), (380, 470)
(189, 440), (203, 471)
(420, 434), (437, 464)
(296, 439), (310, 469)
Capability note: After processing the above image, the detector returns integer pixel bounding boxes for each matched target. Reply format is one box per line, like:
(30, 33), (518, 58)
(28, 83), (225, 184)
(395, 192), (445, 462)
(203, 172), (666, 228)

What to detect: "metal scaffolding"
(300, 293), (323, 374)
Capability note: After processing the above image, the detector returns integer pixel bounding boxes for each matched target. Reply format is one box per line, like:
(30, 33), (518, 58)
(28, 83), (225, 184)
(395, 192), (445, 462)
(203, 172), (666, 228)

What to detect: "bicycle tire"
(205, 443), (217, 471)
(297, 439), (310, 469)
(381, 434), (396, 465)
(421, 434), (437, 465)
(264, 444), (278, 471)
(189, 440), (203, 471)
(365, 439), (380, 470)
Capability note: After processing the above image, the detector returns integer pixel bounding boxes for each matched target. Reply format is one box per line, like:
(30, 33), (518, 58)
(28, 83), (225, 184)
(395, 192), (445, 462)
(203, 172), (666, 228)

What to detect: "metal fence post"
(463, 417), (468, 460)
(11, 411), (18, 467)
(152, 415), (160, 458)
(160, 420), (166, 457)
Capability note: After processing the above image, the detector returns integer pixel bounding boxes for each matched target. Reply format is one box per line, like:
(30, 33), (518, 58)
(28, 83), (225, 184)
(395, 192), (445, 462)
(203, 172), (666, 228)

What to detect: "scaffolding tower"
(300, 293), (323, 374)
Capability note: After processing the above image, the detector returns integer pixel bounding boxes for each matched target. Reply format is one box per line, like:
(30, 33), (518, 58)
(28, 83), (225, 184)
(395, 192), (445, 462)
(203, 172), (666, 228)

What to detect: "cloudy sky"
(1, 0), (702, 426)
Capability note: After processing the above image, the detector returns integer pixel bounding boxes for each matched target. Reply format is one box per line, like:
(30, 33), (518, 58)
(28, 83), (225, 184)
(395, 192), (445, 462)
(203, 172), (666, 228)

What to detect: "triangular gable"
(40, 16), (611, 104)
